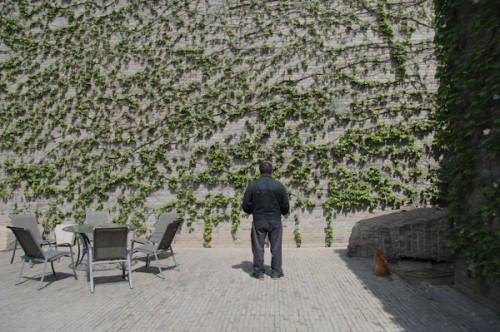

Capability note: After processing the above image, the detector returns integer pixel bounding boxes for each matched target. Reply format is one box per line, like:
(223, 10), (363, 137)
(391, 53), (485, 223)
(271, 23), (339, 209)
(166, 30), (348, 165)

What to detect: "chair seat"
(46, 250), (72, 261)
(130, 238), (152, 246)
(133, 243), (159, 254)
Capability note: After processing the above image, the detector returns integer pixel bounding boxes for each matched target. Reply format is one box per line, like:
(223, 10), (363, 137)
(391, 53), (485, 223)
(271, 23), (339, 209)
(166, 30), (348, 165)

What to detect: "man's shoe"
(271, 272), (284, 279)
(252, 272), (265, 280)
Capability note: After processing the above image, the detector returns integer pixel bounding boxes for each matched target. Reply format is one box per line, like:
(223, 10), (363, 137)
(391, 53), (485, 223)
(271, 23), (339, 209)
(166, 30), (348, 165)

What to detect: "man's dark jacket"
(242, 175), (290, 221)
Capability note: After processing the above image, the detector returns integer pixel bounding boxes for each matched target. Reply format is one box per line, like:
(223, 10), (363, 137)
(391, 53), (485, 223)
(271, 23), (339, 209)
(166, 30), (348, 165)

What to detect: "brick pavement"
(0, 247), (499, 332)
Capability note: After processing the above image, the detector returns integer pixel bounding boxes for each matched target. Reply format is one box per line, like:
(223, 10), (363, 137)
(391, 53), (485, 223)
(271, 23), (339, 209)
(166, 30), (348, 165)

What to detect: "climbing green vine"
(434, 0), (500, 284)
(1, 0), (439, 247)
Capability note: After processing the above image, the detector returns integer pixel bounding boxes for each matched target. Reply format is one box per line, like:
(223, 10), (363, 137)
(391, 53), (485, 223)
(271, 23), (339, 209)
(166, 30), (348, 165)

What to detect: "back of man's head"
(259, 161), (273, 175)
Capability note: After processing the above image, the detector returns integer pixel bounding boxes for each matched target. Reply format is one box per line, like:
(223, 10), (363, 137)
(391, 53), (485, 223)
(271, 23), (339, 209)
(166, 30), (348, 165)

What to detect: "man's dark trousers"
(251, 219), (283, 275)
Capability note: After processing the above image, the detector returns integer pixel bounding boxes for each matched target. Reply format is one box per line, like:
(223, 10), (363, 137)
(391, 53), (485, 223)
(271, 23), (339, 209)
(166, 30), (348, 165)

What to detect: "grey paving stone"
(0, 247), (498, 331)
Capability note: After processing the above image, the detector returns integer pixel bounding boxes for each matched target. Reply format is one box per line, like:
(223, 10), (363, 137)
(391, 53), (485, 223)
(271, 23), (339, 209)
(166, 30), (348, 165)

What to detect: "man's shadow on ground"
(232, 237), (272, 275)
(232, 261), (272, 276)
(232, 261), (253, 274)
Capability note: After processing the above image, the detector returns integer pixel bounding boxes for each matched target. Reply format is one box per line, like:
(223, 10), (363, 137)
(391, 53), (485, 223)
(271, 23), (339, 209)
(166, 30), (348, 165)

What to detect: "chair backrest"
(9, 214), (44, 241)
(85, 211), (110, 226)
(157, 220), (182, 250)
(7, 226), (45, 260)
(92, 227), (128, 261)
(54, 224), (75, 245)
(150, 212), (177, 243)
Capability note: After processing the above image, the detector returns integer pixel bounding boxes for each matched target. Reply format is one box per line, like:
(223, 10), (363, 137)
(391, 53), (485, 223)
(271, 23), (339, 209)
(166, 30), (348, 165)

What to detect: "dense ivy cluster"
(434, 0), (499, 283)
(0, 0), (438, 247)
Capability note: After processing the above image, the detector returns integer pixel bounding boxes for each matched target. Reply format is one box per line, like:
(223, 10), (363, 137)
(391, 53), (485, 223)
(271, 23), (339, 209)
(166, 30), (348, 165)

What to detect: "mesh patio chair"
(53, 224), (78, 265)
(146, 212), (177, 244)
(54, 224), (76, 248)
(85, 211), (110, 225)
(85, 211), (110, 240)
(87, 226), (133, 293)
(7, 226), (77, 290)
(131, 217), (182, 279)
(79, 211), (111, 264)
(9, 213), (55, 264)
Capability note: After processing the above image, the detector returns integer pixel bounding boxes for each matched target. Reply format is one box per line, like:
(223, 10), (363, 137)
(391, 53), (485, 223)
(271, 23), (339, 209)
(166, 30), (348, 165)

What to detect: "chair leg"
(39, 260), (49, 290)
(10, 239), (17, 264)
(89, 261), (94, 293)
(170, 246), (180, 271)
(16, 259), (26, 285)
(87, 246), (95, 293)
(80, 248), (87, 266)
(153, 252), (164, 279)
(69, 247), (78, 280)
(86, 261), (89, 282)
(50, 261), (56, 276)
(127, 252), (133, 289)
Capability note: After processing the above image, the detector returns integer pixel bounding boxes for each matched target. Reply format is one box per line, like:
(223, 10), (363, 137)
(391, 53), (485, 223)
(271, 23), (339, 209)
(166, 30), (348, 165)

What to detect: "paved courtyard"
(0, 246), (499, 331)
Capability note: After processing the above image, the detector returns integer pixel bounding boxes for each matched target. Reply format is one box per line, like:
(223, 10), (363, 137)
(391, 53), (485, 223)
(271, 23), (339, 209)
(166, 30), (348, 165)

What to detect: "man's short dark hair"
(259, 161), (273, 175)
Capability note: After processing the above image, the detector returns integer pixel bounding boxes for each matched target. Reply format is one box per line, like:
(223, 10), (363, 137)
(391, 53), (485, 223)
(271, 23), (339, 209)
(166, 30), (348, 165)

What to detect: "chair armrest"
(131, 237), (154, 251)
(42, 239), (57, 248)
(42, 231), (56, 243)
(131, 238), (154, 245)
(56, 242), (73, 247)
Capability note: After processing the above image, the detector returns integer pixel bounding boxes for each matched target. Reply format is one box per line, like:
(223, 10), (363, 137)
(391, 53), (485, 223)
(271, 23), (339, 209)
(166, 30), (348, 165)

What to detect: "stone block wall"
(0, 223), (15, 252)
(347, 207), (453, 262)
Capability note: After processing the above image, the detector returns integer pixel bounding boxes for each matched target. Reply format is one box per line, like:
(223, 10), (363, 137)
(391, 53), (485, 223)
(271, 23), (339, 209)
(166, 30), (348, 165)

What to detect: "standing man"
(242, 161), (290, 279)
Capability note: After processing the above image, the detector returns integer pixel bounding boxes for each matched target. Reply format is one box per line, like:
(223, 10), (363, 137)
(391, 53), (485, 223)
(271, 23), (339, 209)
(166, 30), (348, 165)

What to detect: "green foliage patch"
(434, 0), (500, 283)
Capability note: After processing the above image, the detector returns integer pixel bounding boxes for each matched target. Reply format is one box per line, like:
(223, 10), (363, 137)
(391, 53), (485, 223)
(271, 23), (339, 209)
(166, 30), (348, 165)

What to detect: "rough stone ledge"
(347, 207), (453, 262)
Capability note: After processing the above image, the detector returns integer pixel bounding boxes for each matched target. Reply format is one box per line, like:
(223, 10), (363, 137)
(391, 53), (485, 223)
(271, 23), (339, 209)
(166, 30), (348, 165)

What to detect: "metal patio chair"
(54, 224), (77, 248)
(85, 211), (110, 241)
(131, 215), (182, 279)
(53, 224), (78, 264)
(87, 226), (133, 293)
(9, 213), (55, 264)
(7, 226), (77, 290)
(76, 211), (111, 264)
(145, 212), (177, 244)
